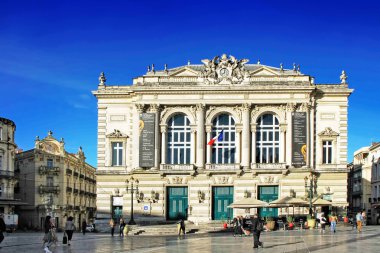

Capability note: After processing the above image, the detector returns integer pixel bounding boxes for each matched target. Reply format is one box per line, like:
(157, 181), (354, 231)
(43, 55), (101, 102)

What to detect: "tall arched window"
(211, 114), (235, 164)
(256, 114), (280, 163)
(167, 114), (191, 164)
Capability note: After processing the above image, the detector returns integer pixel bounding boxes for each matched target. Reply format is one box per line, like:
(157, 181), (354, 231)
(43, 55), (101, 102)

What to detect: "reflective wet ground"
(1, 225), (380, 252)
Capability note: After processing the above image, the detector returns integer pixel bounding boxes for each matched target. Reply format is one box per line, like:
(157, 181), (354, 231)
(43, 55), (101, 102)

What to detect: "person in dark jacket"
(65, 216), (75, 245)
(252, 214), (264, 248)
(178, 219), (186, 236)
(43, 215), (53, 253)
(0, 214), (6, 246)
(82, 219), (87, 235)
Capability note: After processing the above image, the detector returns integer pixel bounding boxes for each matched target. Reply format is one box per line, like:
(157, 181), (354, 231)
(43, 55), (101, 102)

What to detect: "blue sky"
(1, 0), (379, 167)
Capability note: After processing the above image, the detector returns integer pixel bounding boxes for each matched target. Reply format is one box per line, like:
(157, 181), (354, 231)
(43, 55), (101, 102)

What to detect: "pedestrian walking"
(119, 218), (125, 237)
(320, 214), (327, 233)
(65, 216), (75, 246)
(82, 219), (87, 235)
(0, 214), (6, 247)
(177, 219), (186, 236)
(109, 218), (115, 236)
(356, 212), (363, 232)
(330, 213), (338, 233)
(233, 217), (239, 237)
(43, 215), (54, 253)
(361, 210), (366, 226)
(252, 214), (264, 249)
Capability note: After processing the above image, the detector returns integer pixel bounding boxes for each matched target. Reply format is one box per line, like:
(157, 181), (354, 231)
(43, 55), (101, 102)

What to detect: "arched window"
(256, 114), (280, 163)
(211, 114), (235, 164)
(167, 114), (191, 164)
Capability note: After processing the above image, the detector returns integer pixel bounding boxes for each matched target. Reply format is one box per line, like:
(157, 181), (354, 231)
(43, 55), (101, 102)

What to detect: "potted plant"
(286, 216), (294, 230)
(307, 214), (316, 229)
(266, 217), (276, 231)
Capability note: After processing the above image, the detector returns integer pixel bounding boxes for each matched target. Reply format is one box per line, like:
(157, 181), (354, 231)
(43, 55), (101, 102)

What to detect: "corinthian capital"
(135, 104), (145, 113)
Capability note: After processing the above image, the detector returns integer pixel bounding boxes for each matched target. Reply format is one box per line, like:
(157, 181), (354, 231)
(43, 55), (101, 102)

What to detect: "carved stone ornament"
(318, 127), (339, 137)
(200, 54), (249, 84)
(260, 176), (278, 184)
(168, 176), (188, 184)
(286, 103), (297, 112)
(213, 176), (232, 184)
(340, 70), (347, 84)
(107, 129), (128, 138)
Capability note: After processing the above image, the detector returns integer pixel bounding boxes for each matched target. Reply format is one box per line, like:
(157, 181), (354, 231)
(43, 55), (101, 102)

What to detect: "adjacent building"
(369, 143), (380, 224)
(15, 131), (96, 230)
(0, 117), (20, 214)
(93, 54), (353, 224)
(347, 147), (371, 217)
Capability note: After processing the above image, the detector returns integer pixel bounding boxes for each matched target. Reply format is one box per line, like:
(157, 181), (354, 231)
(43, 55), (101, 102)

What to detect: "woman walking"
(43, 215), (53, 253)
(65, 216), (75, 245)
(82, 219), (87, 235)
(119, 218), (125, 237)
(109, 218), (115, 236)
(330, 213), (338, 233)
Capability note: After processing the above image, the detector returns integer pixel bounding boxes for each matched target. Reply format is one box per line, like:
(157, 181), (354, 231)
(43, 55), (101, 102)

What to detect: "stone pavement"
(1, 225), (380, 252)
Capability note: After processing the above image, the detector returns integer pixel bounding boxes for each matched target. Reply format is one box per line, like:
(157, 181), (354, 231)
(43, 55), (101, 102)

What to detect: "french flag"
(207, 130), (224, 146)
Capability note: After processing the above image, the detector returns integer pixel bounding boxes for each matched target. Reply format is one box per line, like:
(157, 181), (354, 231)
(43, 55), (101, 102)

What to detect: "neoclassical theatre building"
(93, 54), (353, 223)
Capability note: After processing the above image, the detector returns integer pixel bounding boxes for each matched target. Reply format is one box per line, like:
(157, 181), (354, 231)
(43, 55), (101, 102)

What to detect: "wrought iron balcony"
(66, 168), (73, 175)
(0, 170), (15, 178)
(73, 172), (79, 177)
(39, 166), (60, 175)
(73, 189), (79, 194)
(205, 164), (241, 170)
(39, 185), (59, 194)
(160, 164), (195, 171)
(80, 190), (85, 195)
(74, 206), (80, 211)
(80, 174), (84, 179)
(66, 187), (72, 193)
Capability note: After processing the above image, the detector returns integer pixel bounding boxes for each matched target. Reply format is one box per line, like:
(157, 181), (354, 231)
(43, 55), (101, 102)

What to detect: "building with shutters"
(93, 54), (352, 224)
(15, 131), (96, 230)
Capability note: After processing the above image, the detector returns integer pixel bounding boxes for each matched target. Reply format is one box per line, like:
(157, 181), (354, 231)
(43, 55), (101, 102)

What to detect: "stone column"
(196, 104), (205, 169)
(279, 124), (286, 163)
(241, 104), (251, 169)
(160, 125), (167, 165)
(135, 104), (145, 169)
(206, 125), (212, 164)
(190, 127), (196, 165)
(285, 103), (296, 167)
(149, 104), (161, 170)
(235, 127), (242, 164)
(310, 99), (315, 169)
(251, 124), (257, 165)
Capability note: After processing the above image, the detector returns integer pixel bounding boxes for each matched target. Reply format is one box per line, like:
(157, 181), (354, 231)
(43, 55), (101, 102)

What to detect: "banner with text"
(139, 113), (155, 168)
(292, 112), (307, 167)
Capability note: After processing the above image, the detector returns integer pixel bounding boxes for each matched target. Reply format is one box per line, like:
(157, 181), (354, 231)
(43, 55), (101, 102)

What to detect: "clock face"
(219, 68), (229, 77)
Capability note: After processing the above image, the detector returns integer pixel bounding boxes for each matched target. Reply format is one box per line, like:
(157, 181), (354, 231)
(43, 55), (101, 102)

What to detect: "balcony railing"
(39, 185), (59, 194)
(66, 168), (73, 175)
(66, 187), (72, 193)
(73, 189), (79, 194)
(0, 170), (15, 178)
(80, 190), (85, 195)
(160, 164), (195, 171)
(39, 166), (60, 175)
(73, 172), (79, 177)
(79, 174), (84, 179)
(251, 163), (287, 170)
(74, 206), (80, 211)
(205, 164), (240, 170)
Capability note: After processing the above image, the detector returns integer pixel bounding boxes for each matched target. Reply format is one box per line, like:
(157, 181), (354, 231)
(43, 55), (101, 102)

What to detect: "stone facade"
(0, 117), (19, 214)
(15, 132), (96, 230)
(93, 55), (352, 225)
(369, 143), (380, 224)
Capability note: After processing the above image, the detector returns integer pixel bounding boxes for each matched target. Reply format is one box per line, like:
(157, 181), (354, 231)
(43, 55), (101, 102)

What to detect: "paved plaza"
(1, 225), (380, 252)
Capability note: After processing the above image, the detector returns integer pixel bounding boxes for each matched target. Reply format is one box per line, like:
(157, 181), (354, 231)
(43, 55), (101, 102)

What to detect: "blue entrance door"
(167, 187), (188, 220)
(212, 186), (234, 220)
(258, 186), (278, 218)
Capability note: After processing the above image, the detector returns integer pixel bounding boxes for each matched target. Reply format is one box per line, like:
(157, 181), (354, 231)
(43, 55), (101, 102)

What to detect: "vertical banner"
(292, 112), (307, 167)
(139, 113), (155, 167)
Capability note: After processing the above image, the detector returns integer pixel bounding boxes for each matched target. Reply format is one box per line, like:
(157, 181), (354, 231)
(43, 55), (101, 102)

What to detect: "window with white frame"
(256, 114), (280, 163)
(167, 114), (191, 164)
(111, 142), (123, 166)
(322, 141), (333, 164)
(211, 114), (236, 164)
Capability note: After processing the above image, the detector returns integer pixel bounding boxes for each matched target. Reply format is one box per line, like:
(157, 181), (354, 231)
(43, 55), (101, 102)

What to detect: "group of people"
(42, 215), (89, 253)
(232, 214), (264, 248)
(109, 217), (130, 237)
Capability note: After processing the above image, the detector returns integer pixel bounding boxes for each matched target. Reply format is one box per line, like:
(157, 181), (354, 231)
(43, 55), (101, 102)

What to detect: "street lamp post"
(126, 177), (139, 225)
(304, 173), (317, 216)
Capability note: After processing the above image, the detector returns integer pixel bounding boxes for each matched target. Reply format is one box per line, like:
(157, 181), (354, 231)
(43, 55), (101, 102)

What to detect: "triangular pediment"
(318, 127), (339, 137)
(250, 66), (279, 76)
(169, 67), (199, 77)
